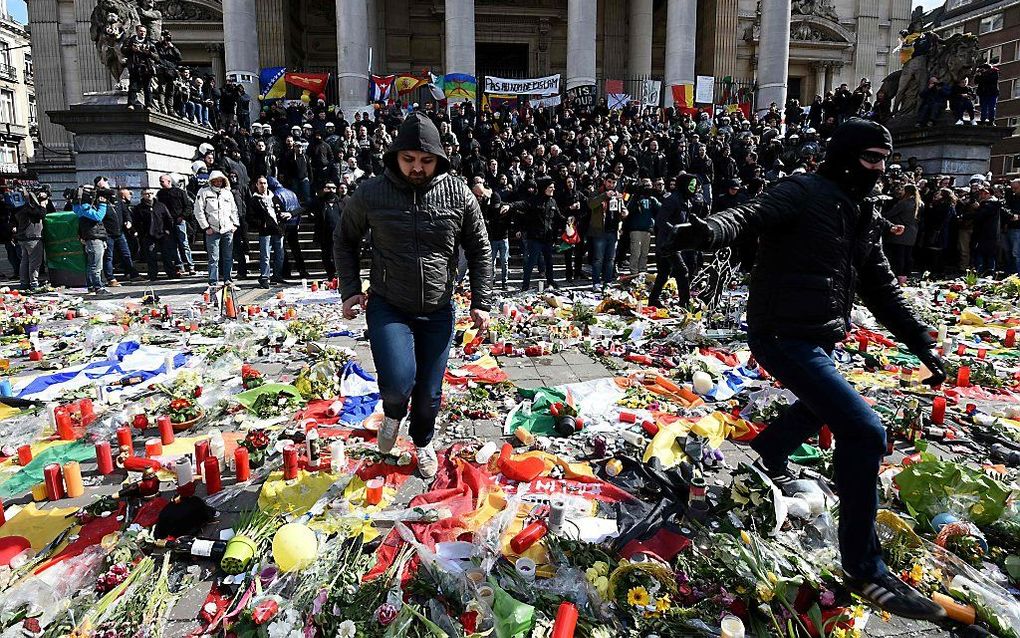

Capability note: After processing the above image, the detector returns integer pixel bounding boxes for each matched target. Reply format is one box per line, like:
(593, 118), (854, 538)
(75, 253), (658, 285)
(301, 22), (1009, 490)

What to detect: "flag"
(259, 67), (287, 100)
(605, 79), (624, 95)
(482, 93), (518, 112)
(369, 74), (396, 102)
(285, 72), (330, 95)
(395, 74), (426, 95)
(671, 83), (694, 109)
(643, 80), (662, 106)
(443, 73), (477, 100)
(607, 93), (630, 110)
(427, 72), (445, 100)
(726, 102), (752, 118)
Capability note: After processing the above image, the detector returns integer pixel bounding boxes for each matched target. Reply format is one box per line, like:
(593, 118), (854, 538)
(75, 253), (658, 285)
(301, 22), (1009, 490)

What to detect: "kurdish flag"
(671, 83), (694, 109)
(444, 73), (477, 100)
(259, 66), (287, 100)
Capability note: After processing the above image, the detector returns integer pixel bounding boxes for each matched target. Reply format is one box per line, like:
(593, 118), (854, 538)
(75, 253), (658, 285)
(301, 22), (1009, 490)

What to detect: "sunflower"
(627, 586), (650, 607)
(654, 595), (672, 613)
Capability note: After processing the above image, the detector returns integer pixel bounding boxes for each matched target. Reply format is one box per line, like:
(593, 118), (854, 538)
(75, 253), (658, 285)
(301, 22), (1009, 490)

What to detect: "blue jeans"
(491, 238), (509, 287)
(748, 334), (887, 580)
(175, 220), (193, 270)
(1007, 228), (1020, 275)
(259, 234), (284, 280)
(83, 239), (106, 291)
(104, 234), (137, 280)
(523, 239), (554, 290)
(192, 101), (209, 125)
(590, 231), (619, 287)
(204, 231), (234, 285)
(366, 296), (455, 447)
(980, 95), (997, 122)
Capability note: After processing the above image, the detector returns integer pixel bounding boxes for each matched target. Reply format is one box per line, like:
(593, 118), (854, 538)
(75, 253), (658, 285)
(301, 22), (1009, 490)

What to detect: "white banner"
(643, 80), (662, 107)
(695, 75), (715, 104)
(529, 95), (561, 108)
(483, 74), (561, 96)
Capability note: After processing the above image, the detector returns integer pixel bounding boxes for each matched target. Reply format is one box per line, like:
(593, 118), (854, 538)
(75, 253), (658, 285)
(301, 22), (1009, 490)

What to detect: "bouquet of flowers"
(221, 509), (281, 575)
(167, 397), (201, 425)
(241, 364), (265, 391)
(240, 428), (271, 469)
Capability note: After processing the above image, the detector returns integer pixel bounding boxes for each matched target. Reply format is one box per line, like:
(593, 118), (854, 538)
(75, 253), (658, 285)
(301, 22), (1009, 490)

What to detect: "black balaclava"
(818, 118), (893, 200)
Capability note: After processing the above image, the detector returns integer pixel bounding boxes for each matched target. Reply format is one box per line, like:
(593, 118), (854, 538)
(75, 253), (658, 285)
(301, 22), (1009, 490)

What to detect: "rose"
(374, 603), (398, 626)
(252, 598), (280, 625)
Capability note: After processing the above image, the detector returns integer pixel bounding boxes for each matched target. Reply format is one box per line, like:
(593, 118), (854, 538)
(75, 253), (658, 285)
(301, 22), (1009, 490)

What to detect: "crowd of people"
(0, 70), (1013, 295)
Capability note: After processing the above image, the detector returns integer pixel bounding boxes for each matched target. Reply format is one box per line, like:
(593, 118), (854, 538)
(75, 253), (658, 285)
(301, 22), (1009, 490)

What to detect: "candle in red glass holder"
(158, 416), (174, 445)
(95, 441), (114, 475)
(957, 365), (971, 387)
(54, 409), (74, 440)
(550, 602), (579, 638)
(234, 447), (250, 482)
(365, 477), (384, 505)
(819, 425), (833, 450)
(194, 440), (210, 476)
(43, 463), (65, 501)
(203, 456), (222, 494)
(932, 396), (947, 425)
(28, 350), (42, 362)
(1008, 329), (1017, 347)
(116, 426), (133, 454)
(283, 444), (299, 480)
(145, 438), (163, 457)
(79, 399), (94, 420)
(978, 348), (987, 360)
(857, 334), (868, 353)
(17, 444), (31, 466)
(510, 520), (548, 554)
(957, 343), (967, 356)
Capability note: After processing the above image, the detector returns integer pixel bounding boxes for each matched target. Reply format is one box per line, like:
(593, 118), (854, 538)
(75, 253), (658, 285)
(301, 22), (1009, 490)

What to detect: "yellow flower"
(767, 571), (778, 585)
(832, 629), (847, 638)
(627, 586), (650, 607)
(592, 561), (610, 577)
(850, 604), (867, 619)
(736, 585), (747, 595)
(740, 530), (752, 545)
(593, 576), (609, 598)
(655, 595), (672, 613)
(756, 581), (775, 602)
(910, 563), (924, 583)
(585, 567), (599, 584)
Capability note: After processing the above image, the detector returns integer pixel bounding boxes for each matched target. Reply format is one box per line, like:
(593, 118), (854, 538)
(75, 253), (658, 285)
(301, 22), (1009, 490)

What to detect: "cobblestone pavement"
(19, 277), (948, 637)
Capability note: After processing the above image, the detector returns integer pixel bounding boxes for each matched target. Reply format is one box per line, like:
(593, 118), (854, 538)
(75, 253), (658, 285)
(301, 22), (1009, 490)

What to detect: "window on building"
(944, 24), (966, 37)
(0, 144), (17, 166)
(27, 95), (36, 125)
(0, 42), (10, 68)
(24, 54), (32, 82)
(947, 0), (971, 10)
(980, 13), (1003, 34)
(0, 89), (15, 124)
(983, 45), (1002, 65)
(1011, 79), (1020, 99)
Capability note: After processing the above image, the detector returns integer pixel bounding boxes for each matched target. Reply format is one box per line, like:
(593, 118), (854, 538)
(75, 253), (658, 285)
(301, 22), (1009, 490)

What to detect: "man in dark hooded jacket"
(334, 112), (492, 481)
(648, 173), (704, 308)
(676, 119), (948, 622)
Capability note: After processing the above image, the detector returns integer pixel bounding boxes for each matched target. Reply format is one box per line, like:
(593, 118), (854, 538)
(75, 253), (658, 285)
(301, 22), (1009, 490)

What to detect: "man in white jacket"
(193, 170), (239, 287)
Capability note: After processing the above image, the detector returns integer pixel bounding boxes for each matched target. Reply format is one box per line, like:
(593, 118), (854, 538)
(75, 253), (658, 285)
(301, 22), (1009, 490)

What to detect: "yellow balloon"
(272, 523), (318, 572)
(300, 92), (311, 104)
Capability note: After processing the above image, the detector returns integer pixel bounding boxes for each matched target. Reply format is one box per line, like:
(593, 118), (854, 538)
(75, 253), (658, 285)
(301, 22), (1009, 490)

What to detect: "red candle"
(957, 365), (971, 388)
(957, 343), (967, 356)
(310, 281), (319, 292)
(122, 456), (162, 472)
(43, 463), (65, 501)
(283, 444), (299, 480)
(65, 310), (75, 320)
(95, 441), (114, 475)
(17, 444), (32, 466)
(641, 420), (659, 436)
(234, 447), (250, 482)
(365, 477), (384, 505)
(194, 440), (210, 477)
(158, 416), (175, 445)
(145, 438), (163, 457)
(978, 348), (987, 360)
(116, 427), (133, 455)
(1007, 329), (1017, 347)
(857, 334), (868, 353)
(932, 396), (946, 425)
(619, 411), (637, 423)
(819, 425), (833, 450)
(28, 350), (42, 362)
(79, 399), (94, 421)
(510, 520), (549, 554)
(550, 602), (579, 638)
(203, 456), (222, 494)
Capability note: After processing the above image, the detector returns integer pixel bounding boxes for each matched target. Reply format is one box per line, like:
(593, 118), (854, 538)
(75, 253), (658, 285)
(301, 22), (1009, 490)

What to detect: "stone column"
(712, 0), (739, 81)
(664, 0), (696, 105)
(755, 0), (792, 114)
(566, 0), (597, 91)
(628, 0), (653, 79)
(444, 0), (475, 78)
(824, 64), (834, 93)
(223, 0), (260, 122)
(337, 0), (370, 108)
(813, 63), (826, 98)
(854, 0), (879, 85)
(208, 44), (226, 88)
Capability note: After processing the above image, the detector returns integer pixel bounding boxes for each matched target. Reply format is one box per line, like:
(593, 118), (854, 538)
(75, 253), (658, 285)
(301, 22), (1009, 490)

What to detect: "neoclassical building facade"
(28, 0), (910, 164)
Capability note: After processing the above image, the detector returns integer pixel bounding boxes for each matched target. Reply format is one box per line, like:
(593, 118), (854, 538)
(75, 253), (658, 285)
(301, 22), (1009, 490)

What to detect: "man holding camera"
(73, 181), (115, 295)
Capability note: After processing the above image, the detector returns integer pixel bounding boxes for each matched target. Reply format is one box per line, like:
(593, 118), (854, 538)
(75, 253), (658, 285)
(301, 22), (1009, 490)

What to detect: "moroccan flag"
(671, 83), (694, 109)
(285, 72), (330, 95)
(444, 73), (477, 100)
(259, 67), (287, 100)
(605, 79), (624, 95)
(395, 74), (426, 95)
(369, 74), (396, 102)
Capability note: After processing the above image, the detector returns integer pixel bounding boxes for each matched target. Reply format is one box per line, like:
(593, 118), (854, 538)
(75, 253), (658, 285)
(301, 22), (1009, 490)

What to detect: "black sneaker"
(845, 571), (947, 621)
(752, 458), (798, 489)
(257, 279), (270, 289)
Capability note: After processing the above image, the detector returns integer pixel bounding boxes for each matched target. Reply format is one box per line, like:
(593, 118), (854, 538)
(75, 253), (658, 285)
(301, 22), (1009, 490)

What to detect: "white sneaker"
(417, 443), (438, 479)
(377, 416), (401, 454)
(955, 120), (964, 125)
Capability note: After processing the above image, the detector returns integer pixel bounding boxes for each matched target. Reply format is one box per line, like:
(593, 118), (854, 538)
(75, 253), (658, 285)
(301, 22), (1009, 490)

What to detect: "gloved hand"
(914, 347), (947, 387)
(672, 215), (712, 250)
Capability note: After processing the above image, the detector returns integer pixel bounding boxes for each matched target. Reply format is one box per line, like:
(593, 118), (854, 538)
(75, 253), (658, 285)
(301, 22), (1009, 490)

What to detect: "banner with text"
(483, 74), (561, 96)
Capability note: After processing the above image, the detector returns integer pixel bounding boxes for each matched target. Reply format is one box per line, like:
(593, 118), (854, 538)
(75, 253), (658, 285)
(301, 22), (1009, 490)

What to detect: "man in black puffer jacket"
(678, 119), (948, 623)
(334, 112), (492, 481)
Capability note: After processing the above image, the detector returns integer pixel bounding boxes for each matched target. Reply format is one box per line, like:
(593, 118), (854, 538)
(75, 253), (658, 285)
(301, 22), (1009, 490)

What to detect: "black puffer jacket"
(334, 113), (493, 313)
(701, 173), (933, 350)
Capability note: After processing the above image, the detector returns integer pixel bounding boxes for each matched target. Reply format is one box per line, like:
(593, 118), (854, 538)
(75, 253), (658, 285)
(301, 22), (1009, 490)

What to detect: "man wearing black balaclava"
(676, 119), (948, 622)
(648, 173), (704, 309)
